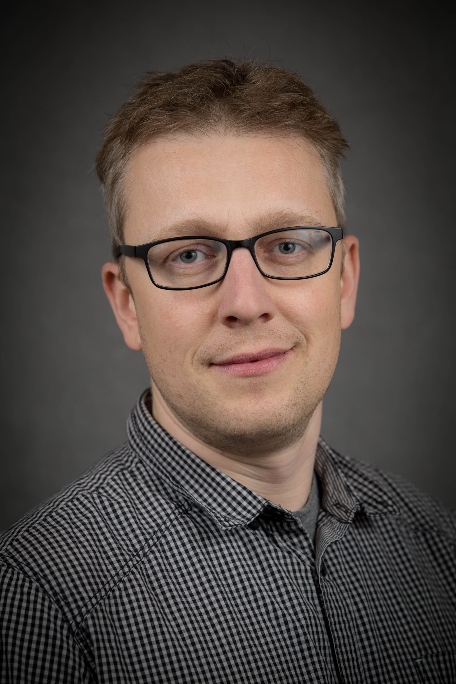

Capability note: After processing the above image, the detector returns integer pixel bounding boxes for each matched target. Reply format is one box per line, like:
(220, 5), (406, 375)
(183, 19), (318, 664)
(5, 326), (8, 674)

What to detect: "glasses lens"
(255, 228), (333, 279)
(147, 238), (227, 289)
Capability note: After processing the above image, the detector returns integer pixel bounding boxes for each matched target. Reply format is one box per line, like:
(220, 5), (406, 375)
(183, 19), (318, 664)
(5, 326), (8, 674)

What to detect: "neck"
(151, 383), (321, 511)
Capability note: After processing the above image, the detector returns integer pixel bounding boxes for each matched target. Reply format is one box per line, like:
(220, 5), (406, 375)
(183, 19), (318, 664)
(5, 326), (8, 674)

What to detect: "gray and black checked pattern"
(1, 390), (455, 683)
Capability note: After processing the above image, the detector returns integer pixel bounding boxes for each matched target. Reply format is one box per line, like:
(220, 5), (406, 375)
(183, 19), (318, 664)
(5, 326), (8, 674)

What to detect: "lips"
(213, 348), (290, 366)
(211, 348), (292, 377)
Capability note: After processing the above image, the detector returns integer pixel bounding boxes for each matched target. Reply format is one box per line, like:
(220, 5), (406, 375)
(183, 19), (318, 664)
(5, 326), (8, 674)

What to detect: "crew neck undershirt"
(291, 474), (320, 541)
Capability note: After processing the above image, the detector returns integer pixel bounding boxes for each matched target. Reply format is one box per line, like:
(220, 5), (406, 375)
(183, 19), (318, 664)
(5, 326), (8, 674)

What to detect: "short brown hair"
(96, 59), (349, 258)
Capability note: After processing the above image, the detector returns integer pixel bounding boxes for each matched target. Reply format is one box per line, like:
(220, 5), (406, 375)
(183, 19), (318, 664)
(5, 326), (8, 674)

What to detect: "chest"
(76, 513), (456, 683)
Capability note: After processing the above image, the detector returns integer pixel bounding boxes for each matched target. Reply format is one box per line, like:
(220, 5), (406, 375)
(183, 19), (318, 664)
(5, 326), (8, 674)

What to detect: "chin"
(184, 407), (312, 457)
(152, 373), (326, 457)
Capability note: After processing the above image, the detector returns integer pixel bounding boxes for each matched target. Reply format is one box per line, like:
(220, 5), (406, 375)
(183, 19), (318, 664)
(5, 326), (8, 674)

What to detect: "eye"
(273, 241), (305, 255)
(175, 249), (208, 264)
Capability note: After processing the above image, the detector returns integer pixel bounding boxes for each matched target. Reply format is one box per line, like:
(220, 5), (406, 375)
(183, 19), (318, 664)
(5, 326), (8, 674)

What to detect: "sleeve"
(0, 562), (95, 684)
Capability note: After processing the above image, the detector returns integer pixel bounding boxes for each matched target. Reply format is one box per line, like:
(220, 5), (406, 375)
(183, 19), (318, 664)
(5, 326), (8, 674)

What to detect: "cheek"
(278, 278), (341, 338)
(136, 296), (206, 369)
(311, 286), (342, 353)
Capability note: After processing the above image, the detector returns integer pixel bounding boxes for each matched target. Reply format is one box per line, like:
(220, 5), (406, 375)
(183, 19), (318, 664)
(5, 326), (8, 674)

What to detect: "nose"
(215, 247), (277, 327)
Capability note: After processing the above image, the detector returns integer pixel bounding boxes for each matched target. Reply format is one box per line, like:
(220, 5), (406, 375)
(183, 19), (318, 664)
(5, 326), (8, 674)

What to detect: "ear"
(340, 235), (360, 330)
(102, 262), (142, 351)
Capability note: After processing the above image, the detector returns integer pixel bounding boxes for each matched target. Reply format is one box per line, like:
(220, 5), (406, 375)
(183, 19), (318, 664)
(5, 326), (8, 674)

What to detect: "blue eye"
(274, 241), (304, 254)
(177, 250), (207, 264)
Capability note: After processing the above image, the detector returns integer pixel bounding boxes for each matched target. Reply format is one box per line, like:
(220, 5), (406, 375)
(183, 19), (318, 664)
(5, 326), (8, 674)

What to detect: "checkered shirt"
(1, 390), (455, 683)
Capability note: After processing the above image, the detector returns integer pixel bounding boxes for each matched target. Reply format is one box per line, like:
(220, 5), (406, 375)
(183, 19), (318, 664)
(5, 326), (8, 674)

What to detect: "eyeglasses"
(116, 226), (344, 291)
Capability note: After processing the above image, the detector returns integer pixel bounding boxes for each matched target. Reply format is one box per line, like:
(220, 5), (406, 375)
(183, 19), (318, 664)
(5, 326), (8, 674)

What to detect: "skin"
(103, 133), (359, 511)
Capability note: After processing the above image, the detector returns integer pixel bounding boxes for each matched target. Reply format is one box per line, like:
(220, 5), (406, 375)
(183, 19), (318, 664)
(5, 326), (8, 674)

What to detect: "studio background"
(1, 1), (454, 531)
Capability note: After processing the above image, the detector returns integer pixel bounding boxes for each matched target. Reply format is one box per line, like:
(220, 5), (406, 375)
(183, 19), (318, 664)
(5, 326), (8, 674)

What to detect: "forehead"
(122, 133), (336, 244)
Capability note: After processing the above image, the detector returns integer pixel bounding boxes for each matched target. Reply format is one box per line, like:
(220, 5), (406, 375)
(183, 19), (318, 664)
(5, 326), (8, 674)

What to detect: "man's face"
(107, 133), (358, 457)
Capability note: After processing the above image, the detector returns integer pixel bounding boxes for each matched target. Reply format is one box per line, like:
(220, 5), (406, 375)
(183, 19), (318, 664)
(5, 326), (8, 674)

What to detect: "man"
(1, 60), (454, 683)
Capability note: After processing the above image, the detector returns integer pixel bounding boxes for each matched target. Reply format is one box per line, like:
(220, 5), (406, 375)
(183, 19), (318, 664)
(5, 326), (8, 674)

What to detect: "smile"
(211, 348), (293, 377)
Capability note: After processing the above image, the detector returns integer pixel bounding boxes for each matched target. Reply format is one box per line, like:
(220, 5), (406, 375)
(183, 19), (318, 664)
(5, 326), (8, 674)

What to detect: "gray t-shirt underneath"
(292, 474), (320, 541)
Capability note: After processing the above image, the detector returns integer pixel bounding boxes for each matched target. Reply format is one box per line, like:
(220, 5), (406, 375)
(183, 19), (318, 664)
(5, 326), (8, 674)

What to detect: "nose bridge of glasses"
(226, 237), (255, 251)
(225, 237), (261, 274)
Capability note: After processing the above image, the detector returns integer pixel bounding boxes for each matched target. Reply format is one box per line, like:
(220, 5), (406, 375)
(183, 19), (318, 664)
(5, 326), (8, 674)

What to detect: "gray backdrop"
(1, 1), (455, 531)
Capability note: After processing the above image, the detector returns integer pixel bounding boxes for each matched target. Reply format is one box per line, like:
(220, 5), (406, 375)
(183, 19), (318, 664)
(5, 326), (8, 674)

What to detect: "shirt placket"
(258, 506), (343, 683)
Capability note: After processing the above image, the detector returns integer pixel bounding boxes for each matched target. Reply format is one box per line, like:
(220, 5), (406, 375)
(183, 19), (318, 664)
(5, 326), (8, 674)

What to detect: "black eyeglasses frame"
(116, 226), (344, 291)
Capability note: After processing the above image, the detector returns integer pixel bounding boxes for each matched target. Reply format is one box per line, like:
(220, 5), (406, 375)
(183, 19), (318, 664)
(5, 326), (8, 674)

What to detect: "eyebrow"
(151, 210), (326, 241)
(250, 210), (325, 233)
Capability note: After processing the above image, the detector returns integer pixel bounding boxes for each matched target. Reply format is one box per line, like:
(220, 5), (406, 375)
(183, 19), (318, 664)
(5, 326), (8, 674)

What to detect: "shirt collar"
(127, 390), (398, 528)
(316, 437), (400, 520)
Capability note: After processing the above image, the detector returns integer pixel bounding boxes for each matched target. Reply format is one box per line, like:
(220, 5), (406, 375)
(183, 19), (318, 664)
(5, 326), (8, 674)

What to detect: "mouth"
(211, 348), (293, 377)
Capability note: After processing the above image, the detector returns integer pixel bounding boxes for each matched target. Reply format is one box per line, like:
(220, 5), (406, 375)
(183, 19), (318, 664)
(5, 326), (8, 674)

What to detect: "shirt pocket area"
(414, 651), (455, 683)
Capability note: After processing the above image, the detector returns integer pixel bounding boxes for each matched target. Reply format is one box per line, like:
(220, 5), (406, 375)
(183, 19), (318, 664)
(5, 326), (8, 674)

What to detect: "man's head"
(99, 60), (359, 460)
(96, 60), (349, 261)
